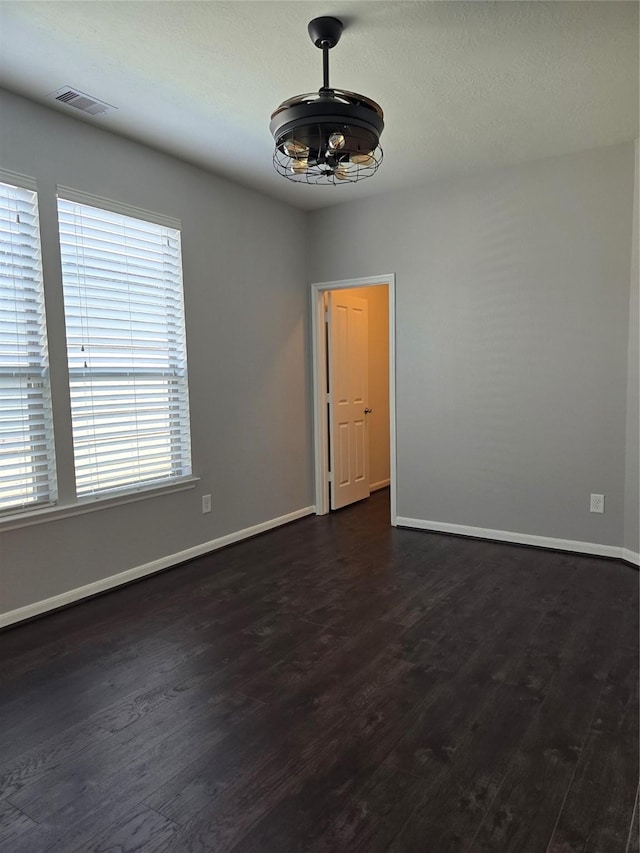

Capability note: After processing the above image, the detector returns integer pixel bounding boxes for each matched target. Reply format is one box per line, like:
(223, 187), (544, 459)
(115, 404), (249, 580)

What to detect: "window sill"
(0, 477), (200, 533)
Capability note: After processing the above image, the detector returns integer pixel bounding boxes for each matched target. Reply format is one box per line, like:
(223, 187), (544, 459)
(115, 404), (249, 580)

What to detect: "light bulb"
(291, 158), (308, 174)
(335, 165), (350, 181)
(350, 152), (375, 167)
(285, 139), (309, 157)
(328, 133), (346, 151)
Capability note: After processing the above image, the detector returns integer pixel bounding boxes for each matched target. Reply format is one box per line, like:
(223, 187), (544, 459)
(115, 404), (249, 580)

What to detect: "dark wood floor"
(1, 490), (638, 852)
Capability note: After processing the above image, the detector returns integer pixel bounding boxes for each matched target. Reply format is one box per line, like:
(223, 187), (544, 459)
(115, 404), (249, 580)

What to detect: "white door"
(327, 291), (370, 509)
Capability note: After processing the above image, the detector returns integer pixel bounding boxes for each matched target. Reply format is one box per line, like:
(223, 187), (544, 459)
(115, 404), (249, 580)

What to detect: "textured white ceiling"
(0, 1), (637, 210)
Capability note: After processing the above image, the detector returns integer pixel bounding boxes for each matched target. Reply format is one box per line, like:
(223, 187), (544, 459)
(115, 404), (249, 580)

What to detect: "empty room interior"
(0, 2), (638, 852)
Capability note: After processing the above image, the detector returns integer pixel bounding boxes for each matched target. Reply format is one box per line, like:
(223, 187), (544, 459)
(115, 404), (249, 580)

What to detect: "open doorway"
(311, 274), (397, 524)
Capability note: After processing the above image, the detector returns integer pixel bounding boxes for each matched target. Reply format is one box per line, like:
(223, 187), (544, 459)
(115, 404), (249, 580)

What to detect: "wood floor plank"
(546, 644), (639, 853)
(464, 566), (628, 853)
(385, 684), (542, 852)
(10, 687), (258, 823)
(233, 755), (425, 853)
(0, 634), (196, 761)
(626, 786), (639, 853)
(229, 666), (441, 853)
(150, 654), (424, 852)
(0, 718), (114, 803)
(145, 645), (414, 825)
(68, 804), (179, 853)
(0, 797), (36, 848)
(5, 693), (260, 853)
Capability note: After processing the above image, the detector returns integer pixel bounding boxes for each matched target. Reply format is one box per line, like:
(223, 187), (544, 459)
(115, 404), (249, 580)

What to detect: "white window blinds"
(0, 179), (56, 513)
(57, 196), (192, 498)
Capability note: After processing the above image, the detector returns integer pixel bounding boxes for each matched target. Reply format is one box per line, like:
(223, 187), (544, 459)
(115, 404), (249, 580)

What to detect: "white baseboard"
(0, 505), (316, 629)
(621, 548), (640, 567)
(395, 516), (634, 563)
(3, 507), (634, 630)
(370, 478), (391, 492)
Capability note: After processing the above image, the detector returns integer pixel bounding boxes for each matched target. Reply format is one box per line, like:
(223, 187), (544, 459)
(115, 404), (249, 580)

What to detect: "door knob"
(364, 407), (372, 414)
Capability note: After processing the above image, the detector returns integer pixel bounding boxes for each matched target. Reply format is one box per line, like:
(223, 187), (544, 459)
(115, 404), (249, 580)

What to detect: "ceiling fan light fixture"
(270, 17), (384, 186)
(328, 132), (346, 150)
(350, 151), (375, 166)
(285, 139), (309, 157)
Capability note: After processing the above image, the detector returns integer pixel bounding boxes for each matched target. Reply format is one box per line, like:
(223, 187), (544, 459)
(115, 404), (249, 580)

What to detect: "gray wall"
(0, 90), (313, 615)
(624, 140), (639, 554)
(309, 144), (636, 548)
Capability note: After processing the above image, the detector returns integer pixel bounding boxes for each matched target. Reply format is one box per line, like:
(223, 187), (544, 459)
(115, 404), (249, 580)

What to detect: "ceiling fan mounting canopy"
(307, 16), (343, 50)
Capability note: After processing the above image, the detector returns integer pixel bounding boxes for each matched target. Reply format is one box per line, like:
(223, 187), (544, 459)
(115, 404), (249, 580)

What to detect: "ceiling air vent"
(48, 87), (117, 117)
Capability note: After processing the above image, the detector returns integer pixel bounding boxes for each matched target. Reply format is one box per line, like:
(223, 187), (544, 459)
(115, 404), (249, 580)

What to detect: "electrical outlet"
(590, 494), (605, 514)
(202, 494), (212, 514)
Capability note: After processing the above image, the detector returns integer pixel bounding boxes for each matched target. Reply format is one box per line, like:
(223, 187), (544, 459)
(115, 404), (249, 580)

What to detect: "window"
(0, 179), (56, 513)
(0, 182), (192, 523)
(57, 195), (192, 498)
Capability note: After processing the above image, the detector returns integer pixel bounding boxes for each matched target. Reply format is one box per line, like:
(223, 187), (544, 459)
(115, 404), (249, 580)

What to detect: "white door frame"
(311, 273), (397, 525)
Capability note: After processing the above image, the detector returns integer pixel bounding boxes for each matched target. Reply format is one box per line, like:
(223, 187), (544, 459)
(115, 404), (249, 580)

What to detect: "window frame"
(0, 170), (57, 516)
(0, 180), (198, 529)
(56, 187), (193, 500)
